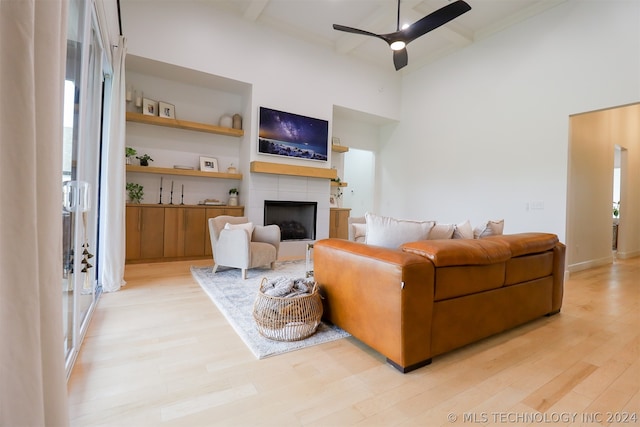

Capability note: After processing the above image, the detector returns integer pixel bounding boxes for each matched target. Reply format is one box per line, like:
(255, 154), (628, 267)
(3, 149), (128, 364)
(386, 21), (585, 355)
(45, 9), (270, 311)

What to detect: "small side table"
(305, 242), (314, 278)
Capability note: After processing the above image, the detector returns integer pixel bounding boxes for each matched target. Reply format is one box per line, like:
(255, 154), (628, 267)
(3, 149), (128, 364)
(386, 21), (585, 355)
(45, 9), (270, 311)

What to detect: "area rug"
(190, 260), (350, 359)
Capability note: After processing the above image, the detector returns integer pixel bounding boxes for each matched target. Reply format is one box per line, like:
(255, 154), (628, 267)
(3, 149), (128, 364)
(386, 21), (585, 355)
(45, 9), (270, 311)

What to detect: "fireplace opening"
(264, 200), (317, 241)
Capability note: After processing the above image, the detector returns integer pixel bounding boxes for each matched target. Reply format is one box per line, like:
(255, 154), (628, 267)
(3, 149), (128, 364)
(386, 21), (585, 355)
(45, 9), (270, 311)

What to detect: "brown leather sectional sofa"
(314, 232), (566, 373)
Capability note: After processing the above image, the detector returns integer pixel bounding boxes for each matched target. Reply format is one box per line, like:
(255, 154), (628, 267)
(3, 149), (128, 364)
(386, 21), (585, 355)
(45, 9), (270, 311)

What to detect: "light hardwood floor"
(68, 257), (639, 426)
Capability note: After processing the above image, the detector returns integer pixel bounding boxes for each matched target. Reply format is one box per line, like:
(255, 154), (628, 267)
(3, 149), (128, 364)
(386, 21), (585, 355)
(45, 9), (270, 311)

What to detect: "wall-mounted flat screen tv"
(258, 106), (329, 162)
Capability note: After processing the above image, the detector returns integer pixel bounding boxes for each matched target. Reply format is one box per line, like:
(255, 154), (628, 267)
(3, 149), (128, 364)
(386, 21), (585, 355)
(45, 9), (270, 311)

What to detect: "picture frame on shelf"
(329, 195), (338, 207)
(159, 101), (175, 119)
(199, 156), (219, 172)
(142, 98), (158, 116)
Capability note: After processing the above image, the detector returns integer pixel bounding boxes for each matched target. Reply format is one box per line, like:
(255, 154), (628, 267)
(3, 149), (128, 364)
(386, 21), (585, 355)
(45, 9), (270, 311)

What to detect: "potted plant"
(126, 182), (144, 203)
(228, 188), (239, 206)
(136, 153), (153, 166)
(125, 147), (137, 165)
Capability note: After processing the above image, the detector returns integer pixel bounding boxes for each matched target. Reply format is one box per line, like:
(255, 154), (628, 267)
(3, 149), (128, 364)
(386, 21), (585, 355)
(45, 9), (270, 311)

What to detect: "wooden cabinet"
(125, 206), (165, 262)
(125, 204), (244, 263)
(329, 208), (351, 239)
(163, 207), (207, 258)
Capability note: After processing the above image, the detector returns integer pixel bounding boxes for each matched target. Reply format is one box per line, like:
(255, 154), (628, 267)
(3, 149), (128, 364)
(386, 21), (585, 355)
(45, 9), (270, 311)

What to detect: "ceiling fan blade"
(332, 24), (382, 40)
(393, 48), (408, 71)
(401, 0), (471, 44)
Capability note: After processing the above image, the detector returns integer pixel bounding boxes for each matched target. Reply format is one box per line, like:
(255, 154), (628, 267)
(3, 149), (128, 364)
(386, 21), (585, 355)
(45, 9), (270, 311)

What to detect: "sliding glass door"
(63, 0), (109, 376)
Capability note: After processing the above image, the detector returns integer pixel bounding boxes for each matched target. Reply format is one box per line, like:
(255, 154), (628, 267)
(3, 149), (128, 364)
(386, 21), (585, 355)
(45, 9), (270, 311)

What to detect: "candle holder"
(169, 181), (174, 205)
(158, 177), (163, 204)
(180, 184), (185, 205)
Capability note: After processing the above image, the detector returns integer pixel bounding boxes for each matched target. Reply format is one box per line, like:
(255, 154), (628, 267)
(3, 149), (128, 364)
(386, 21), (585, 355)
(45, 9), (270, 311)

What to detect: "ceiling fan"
(333, 0), (471, 71)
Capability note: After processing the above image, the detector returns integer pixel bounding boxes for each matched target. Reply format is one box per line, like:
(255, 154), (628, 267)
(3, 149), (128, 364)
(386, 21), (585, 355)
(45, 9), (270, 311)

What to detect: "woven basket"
(252, 277), (323, 342)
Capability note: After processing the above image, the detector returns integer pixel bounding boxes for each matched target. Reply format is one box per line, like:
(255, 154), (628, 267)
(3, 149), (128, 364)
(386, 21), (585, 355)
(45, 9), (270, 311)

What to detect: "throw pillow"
(429, 223), (455, 239)
(365, 212), (434, 249)
(224, 222), (254, 239)
(473, 219), (504, 238)
(453, 220), (474, 239)
(352, 223), (366, 242)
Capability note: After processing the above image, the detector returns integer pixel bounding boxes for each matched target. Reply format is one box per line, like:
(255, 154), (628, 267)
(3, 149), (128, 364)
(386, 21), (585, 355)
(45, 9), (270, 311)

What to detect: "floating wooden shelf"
(126, 112), (243, 137)
(331, 181), (348, 187)
(250, 161), (337, 180)
(331, 144), (349, 153)
(126, 165), (242, 180)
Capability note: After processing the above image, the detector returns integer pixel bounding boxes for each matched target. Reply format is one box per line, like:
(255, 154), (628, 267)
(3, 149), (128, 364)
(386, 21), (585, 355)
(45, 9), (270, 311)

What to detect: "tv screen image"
(258, 107), (329, 162)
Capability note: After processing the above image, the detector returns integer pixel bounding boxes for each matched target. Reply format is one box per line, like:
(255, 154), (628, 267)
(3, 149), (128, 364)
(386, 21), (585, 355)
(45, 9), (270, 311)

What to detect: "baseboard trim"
(567, 255), (614, 274)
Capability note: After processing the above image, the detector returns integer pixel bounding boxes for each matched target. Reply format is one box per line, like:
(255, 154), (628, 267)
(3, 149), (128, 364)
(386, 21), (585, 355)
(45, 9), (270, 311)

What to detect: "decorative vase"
(228, 195), (238, 206)
(219, 115), (233, 128)
(126, 157), (132, 165)
(140, 159), (149, 166)
(227, 164), (237, 174)
(232, 114), (242, 130)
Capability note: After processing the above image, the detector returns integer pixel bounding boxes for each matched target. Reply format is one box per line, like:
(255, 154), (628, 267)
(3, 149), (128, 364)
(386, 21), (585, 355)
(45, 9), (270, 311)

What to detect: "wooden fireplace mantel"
(249, 161), (337, 180)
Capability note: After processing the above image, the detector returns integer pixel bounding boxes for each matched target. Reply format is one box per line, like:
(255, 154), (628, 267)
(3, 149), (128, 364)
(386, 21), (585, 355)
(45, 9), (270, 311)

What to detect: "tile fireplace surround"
(243, 172), (332, 260)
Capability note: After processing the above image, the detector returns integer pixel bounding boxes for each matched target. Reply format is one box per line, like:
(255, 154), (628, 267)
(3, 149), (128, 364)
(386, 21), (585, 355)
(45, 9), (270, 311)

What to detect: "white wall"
(121, 0), (640, 259)
(379, 0), (640, 243)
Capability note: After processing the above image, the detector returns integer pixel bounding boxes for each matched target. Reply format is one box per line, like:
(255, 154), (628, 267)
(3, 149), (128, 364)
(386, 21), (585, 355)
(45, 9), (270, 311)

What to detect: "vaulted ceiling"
(206, 0), (566, 73)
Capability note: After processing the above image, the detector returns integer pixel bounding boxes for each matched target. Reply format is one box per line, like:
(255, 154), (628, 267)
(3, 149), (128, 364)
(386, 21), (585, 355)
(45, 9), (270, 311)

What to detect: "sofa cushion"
(352, 223), (366, 242)
(484, 233), (558, 257)
(474, 219), (504, 238)
(401, 239), (511, 267)
(429, 223), (455, 239)
(453, 220), (473, 239)
(365, 212), (434, 249)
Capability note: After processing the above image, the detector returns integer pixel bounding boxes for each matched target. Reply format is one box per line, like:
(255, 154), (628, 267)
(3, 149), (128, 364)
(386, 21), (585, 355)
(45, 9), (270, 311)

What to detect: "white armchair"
(208, 216), (280, 279)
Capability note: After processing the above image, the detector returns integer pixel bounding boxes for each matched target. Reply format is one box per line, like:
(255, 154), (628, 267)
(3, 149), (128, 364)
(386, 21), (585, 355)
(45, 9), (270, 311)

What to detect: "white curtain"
(100, 36), (127, 292)
(0, 0), (70, 425)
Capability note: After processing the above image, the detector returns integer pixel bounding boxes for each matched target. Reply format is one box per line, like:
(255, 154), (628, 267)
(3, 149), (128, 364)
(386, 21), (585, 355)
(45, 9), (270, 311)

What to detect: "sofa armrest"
(314, 238), (435, 370)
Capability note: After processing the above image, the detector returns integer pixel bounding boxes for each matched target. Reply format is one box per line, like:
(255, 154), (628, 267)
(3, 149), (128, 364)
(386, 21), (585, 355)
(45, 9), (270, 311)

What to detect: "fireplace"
(264, 200), (317, 241)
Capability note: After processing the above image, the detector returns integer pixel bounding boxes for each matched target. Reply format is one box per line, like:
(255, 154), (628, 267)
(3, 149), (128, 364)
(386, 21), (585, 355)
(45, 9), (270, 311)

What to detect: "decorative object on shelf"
(332, 136), (340, 146)
(228, 188), (239, 206)
(219, 114), (233, 128)
(258, 106), (329, 162)
(613, 201), (620, 218)
(136, 153), (153, 166)
(169, 181), (174, 205)
(227, 163), (237, 174)
(142, 98), (158, 116)
(181, 184), (185, 205)
(125, 147), (137, 165)
(126, 182), (143, 204)
(135, 91), (143, 110)
(159, 101), (175, 119)
(199, 156), (219, 172)
(232, 114), (242, 130)
(329, 195), (338, 208)
(126, 86), (133, 102)
(158, 177), (163, 204)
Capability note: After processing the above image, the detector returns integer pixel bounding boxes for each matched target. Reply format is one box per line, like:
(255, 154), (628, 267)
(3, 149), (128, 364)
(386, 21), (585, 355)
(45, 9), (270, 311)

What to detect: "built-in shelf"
(126, 165), (242, 180)
(126, 112), (243, 137)
(331, 181), (348, 187)
(331, 144), (349, 153)
(250, 161), (337, 180)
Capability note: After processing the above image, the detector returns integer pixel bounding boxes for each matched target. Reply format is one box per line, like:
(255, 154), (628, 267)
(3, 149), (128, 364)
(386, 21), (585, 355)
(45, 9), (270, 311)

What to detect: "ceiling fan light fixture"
(390, 40), (406, 51)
